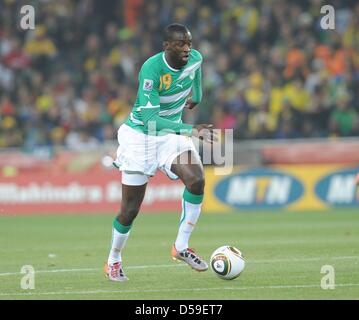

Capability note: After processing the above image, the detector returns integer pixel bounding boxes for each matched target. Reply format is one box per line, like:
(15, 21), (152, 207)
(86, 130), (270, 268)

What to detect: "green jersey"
(124, 49), (203, 136)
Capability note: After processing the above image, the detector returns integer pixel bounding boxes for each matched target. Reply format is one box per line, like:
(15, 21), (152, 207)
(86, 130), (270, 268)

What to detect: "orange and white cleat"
(104, 262), (129, 282)
(171, 245), (208, 272)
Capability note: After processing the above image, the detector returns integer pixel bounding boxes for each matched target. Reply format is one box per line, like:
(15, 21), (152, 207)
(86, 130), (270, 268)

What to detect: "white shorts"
(114, 124), (201, 185)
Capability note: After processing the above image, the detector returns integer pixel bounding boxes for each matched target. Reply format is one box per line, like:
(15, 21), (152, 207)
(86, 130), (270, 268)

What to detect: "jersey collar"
(162, 52), (181, 72)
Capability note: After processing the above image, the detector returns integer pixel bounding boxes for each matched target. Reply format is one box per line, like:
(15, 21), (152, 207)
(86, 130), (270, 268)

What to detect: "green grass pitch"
(0, 209), (358, 300)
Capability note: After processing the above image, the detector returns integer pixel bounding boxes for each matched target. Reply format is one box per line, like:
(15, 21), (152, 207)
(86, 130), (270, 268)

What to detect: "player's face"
(166, 31), (192, 66)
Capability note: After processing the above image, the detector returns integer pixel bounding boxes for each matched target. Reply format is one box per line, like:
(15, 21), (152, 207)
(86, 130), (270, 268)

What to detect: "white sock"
(175, 200), (202, 251)
(107, 228), (130, 265)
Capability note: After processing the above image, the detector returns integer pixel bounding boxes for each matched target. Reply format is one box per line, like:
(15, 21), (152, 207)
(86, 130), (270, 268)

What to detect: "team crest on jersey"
(143, 79), (153, 91)
(189, 71), (195, 80)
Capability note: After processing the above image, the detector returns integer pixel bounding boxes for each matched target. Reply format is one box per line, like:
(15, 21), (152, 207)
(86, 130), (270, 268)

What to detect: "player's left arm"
(185, 67), (202, 110)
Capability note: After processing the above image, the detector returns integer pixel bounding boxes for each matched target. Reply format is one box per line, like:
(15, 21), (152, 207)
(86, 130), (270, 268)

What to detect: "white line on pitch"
(1, 283), (359, 297)
(0, 263), (186, 277)
(250, 255), (359, 263)
(0, 255), (358, 277)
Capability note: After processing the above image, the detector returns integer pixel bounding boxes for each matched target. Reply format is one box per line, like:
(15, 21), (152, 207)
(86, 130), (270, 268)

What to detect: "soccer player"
(104, 24), (216, 281)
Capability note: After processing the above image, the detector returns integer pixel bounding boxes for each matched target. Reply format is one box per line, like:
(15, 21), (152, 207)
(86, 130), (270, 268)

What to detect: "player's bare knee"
(186, 175), (205, 195)
(118, 206), (139, 225)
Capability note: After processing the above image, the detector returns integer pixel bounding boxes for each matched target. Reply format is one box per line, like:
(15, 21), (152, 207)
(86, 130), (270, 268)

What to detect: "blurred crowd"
(1, 0), (359, 151)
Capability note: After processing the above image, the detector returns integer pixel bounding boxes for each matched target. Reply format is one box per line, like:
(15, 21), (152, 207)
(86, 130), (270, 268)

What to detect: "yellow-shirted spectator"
(233, 4), (259, 36)
(108, 47), (121, 67)
(221, 2), (259, 40)
(248, 104), (277, 137)
(343, 20), (359, 49)
(50, 127), (66, 144)
(342, 21), (359, 69)
(1, 116), (16, 130)
(269, 86), (286, 116)
(84, 58), (97, 72)
(283, 80), (310, 112)
(36, 93), (54, 112)
(245, 87), (264, 108)
(108, 97), (131, 126)
(24, 25), (57, 57)
(245, 71), (264, 108)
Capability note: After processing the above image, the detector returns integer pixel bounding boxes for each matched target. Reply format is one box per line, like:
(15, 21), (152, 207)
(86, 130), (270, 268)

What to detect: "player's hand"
(185, 98), (197, 110)
(192, 124), (218, 144)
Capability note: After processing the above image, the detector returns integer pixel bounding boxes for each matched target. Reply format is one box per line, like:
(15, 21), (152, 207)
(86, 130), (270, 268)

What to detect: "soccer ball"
(210, 245), (245, 280)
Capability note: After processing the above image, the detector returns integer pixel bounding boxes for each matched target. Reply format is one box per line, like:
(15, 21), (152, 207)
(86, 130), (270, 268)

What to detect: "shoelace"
(183, 248), (202, 264)
(110, 263), (121, 278)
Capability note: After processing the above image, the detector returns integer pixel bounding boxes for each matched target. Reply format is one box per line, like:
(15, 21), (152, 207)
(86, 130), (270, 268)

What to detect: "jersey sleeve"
(137, 62), (193, 136)
(191, 66), (202, 104)
(137, 63), (161, 108)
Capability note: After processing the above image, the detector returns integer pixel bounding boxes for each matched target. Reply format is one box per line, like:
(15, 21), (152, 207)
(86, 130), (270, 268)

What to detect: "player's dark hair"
(163, 23), (190, 41)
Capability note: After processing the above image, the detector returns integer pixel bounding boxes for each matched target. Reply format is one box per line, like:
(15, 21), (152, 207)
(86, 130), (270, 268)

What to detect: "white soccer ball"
(210, 245), (245, 280)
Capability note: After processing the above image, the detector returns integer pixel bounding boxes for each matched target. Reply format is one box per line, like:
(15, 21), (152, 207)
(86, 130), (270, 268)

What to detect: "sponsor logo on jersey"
(214, 168), (304, 209)
(315, 167), (359, 207)
(143, 79), (153, 91)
